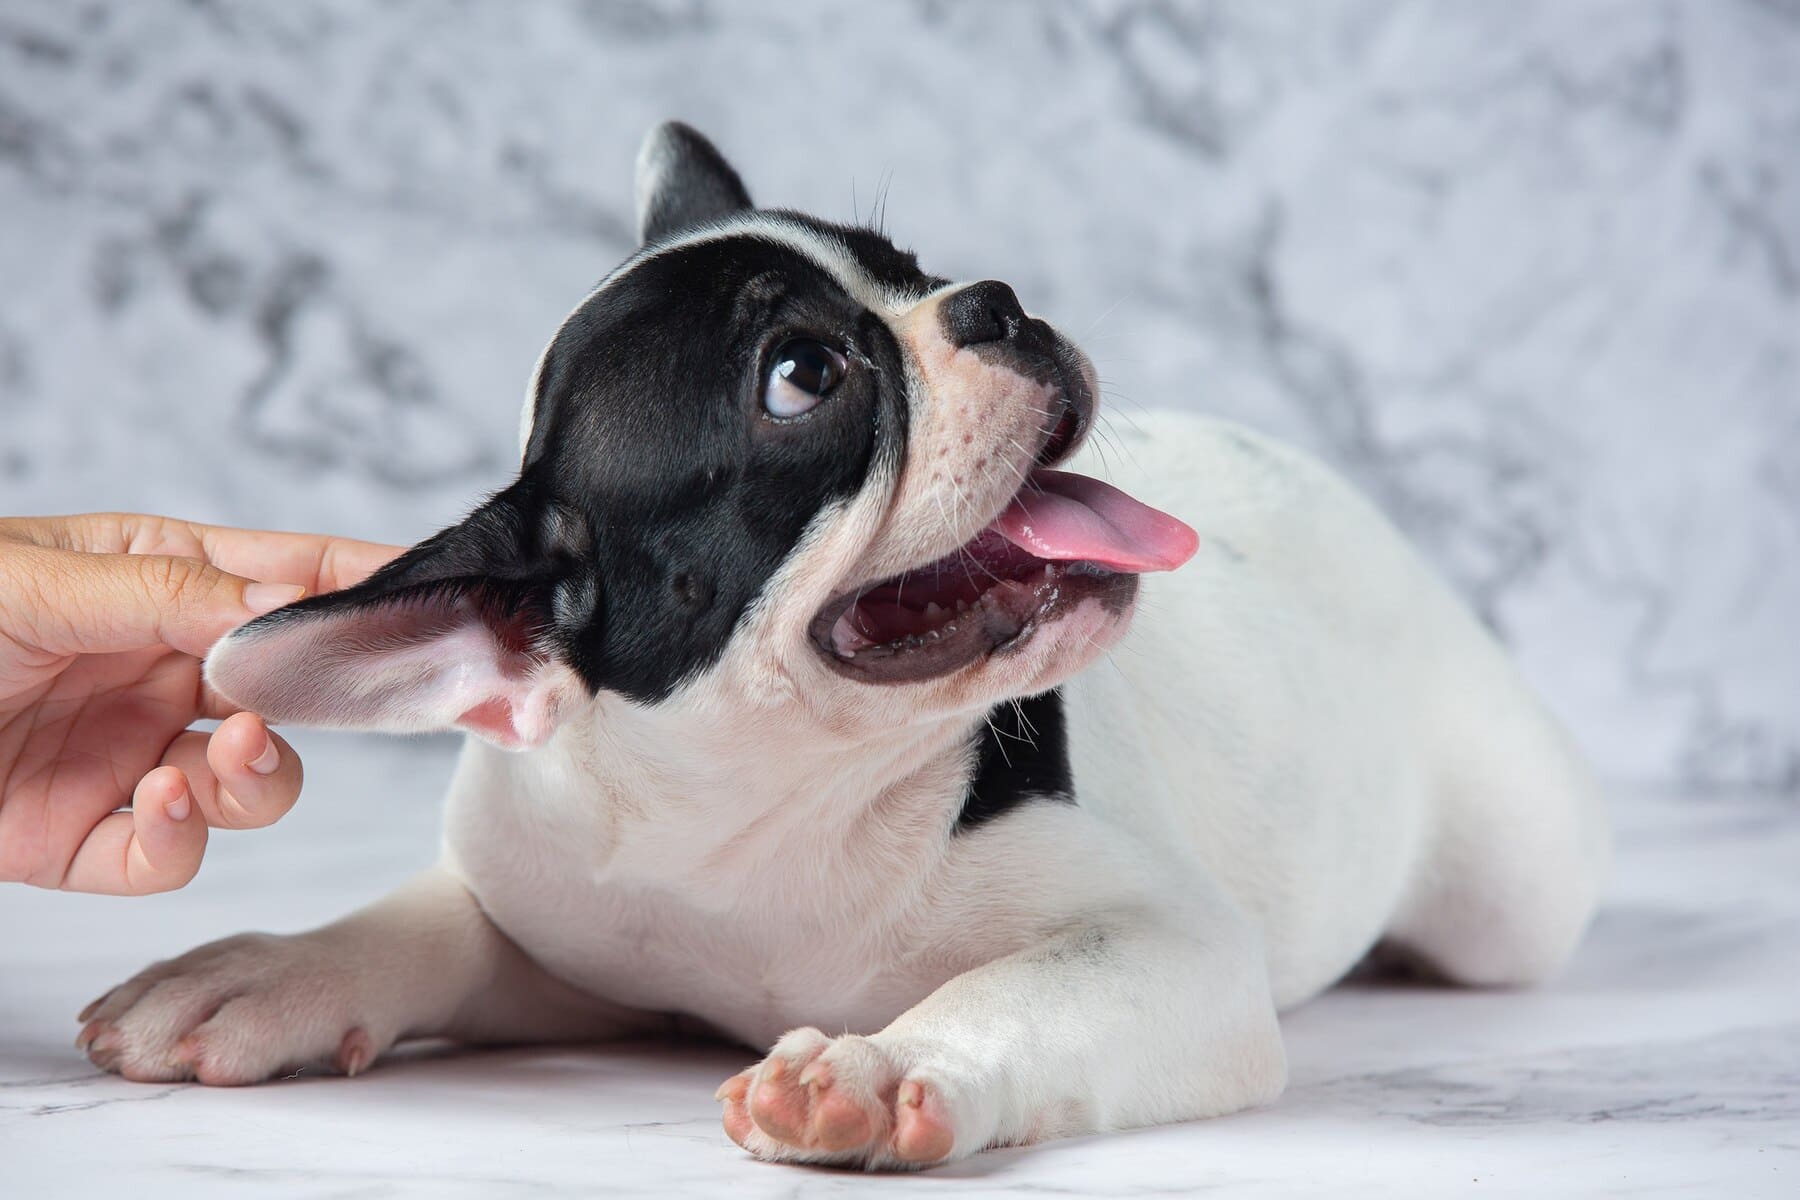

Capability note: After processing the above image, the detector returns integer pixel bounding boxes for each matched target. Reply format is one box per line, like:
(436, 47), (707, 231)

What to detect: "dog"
(75, 122), (1608, 1169)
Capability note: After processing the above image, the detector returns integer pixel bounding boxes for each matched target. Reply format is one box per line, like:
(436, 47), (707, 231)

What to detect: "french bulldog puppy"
(76, 123), (1607, 1170)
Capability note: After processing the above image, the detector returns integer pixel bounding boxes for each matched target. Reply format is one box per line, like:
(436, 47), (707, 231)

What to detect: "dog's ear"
(205, 491), (589, 751)
(634, 120), (752, 245)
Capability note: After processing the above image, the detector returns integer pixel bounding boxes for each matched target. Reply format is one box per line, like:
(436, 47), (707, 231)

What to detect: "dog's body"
(79, 125), (1607, 1168)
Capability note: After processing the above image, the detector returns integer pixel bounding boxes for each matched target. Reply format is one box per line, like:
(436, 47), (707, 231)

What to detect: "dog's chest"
(439, 743), (979, 1047)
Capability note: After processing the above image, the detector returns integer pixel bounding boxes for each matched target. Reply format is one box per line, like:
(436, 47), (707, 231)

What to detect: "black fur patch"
(956, 688), (1076, 833)
(637, 122), (752, 244)
(518, 232), (932, 702)
(251, 223), (945, 706)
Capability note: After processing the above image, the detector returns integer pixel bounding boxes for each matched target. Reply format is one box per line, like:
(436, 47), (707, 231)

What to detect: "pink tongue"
(993, 469), (1199, 573)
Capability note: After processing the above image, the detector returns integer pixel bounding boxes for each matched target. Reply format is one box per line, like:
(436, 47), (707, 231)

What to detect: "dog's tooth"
(924, 602), (946, 621)
(832, 610), (878, 657)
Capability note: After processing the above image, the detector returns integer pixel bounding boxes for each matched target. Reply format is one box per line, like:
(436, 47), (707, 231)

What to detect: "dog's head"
(206, 123), (1196, 748)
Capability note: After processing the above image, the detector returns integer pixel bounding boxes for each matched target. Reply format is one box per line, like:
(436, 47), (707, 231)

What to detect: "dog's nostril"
(942, 280), (1026, 349)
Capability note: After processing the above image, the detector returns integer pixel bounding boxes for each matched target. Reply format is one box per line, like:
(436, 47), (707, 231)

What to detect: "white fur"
(607, 210), (923, 318)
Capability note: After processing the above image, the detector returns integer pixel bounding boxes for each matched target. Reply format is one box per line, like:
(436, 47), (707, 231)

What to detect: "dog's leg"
(77, 868), (643, 1084)
(718, 905), (1287, 1169)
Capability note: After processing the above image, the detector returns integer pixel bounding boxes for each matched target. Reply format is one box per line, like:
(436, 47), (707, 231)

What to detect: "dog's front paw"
(716, 1027), (973, 1170)
(76, 932), (387, 1085)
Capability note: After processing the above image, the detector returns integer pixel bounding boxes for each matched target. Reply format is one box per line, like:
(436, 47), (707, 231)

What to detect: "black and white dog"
(78, 124), (1608, 1169)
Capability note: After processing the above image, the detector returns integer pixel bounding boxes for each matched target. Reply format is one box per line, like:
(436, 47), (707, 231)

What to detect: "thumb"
(0, 544), (306, 659)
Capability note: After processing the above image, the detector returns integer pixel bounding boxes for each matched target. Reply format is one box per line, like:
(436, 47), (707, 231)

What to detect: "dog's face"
(207, 124), (1196, 747)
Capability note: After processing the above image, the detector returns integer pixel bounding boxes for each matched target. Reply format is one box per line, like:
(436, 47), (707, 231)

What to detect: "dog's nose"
(942, 280), (1028, 349)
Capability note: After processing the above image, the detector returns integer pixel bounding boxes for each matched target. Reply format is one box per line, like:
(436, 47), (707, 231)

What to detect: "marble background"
(0, 0), (1796, 791)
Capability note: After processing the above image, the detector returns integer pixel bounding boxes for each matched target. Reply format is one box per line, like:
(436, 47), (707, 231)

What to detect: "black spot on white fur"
(957, 689), (1075, 833)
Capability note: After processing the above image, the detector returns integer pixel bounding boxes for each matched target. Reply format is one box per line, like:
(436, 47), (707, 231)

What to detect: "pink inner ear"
(205, 587), (585, 751)
(457, 697), (524, 749)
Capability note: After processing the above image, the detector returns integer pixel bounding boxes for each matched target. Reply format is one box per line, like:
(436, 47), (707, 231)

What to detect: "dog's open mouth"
(809, 469), (1199, 684)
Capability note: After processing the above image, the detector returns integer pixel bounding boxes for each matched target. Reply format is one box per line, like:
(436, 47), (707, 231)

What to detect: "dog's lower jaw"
(810, 565), (1136, 687)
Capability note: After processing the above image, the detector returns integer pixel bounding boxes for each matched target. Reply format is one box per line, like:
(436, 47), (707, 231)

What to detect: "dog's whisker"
(1078, 296), (1127, 341)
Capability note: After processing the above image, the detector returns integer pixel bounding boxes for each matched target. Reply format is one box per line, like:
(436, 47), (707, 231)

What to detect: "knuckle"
(139, 553), (192, 596)
(140, 851), (203, 895)
(217, 789), (265, 831)
(137, 553), (221, 609)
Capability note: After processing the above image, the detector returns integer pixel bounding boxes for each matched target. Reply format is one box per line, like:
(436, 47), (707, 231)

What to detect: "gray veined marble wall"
(0, 0), (1794, 792)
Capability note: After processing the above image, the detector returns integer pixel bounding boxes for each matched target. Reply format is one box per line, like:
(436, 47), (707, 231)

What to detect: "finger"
(195, 526), (405, 594)
(158, 716), (302, 830)
(197, 677), (242, 721)
(0, 512), (191, 556)
(0, 544), (304, 660)
(1, 514), (402, 596)
(60, 766), (208, 895)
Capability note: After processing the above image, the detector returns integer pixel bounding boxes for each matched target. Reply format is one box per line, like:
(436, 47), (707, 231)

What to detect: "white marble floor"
(1, 732), (1794, 1198)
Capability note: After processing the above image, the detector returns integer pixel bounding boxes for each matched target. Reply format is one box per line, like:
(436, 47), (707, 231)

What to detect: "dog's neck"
(543, 685), (982, 879)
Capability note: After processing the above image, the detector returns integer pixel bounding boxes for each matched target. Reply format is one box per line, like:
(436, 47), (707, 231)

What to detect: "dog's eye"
(763, 338), (847, 418)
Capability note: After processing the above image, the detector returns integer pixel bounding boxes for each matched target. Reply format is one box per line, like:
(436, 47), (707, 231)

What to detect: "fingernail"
(165, 788), (192, 822)
(246, 731), (280, 776)
(243, 582), (306, 614)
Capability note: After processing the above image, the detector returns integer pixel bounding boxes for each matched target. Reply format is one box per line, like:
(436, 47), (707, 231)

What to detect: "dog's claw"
(893, 1080), (955, 1163)
(334, 1028), (375, 1077)
(165, 1036), (200, 1074)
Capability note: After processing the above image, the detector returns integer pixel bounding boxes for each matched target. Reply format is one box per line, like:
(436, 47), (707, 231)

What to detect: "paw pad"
(716, 1029), (959, 1168)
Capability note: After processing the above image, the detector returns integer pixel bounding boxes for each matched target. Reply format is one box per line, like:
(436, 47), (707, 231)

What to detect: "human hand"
(0, 514), (401, 895)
